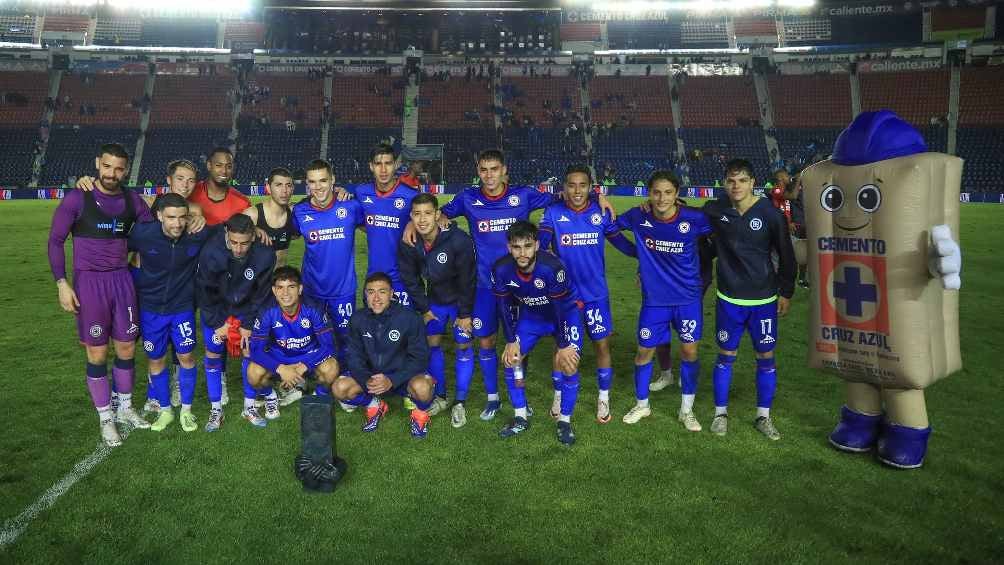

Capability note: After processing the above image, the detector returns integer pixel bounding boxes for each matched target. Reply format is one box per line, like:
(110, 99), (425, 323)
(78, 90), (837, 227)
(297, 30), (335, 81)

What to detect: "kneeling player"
(330, 273), (436, 438)
(246, 267), (341, 400)
(494, 221), (584, 445)
(613, 171), (712, 430)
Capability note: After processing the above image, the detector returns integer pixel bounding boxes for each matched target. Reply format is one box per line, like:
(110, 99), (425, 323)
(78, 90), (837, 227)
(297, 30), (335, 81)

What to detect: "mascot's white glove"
(928, 224), (961, 290)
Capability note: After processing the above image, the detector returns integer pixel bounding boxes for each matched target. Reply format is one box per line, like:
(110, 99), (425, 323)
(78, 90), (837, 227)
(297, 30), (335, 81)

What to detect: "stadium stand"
(678, 75), (761, 127)
(51, 73), (146, 127)
(0, 127), (39, 186)
(607, 20), (682, 50)
(592, 127), (677, 185)
(590, 76), (675, 127)
(768, 73), (851, 128)
(330, 75), (404, 128)
(148, 74), (235, 129)
(418, 128), (497, 184)
(499, 76), (582, 126)
(0, 12), (35, 43)
(236, 126), (320, 184)
(39, 126), (139, 186)
(859, 69), (950, 127)
(679, 127), (770, 185)
(417, 75), (494, 130)
(139, 18), (217, 48)
(0, 71), (48, 125)
(328, 127), (401, 184)
(93, 17), (142, 46)
(139, 128), (231, 185)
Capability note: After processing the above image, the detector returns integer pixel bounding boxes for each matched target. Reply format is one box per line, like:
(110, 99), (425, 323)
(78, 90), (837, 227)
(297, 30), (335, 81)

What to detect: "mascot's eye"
(820, 185), (844, 212)
(856, 184), (882, 213)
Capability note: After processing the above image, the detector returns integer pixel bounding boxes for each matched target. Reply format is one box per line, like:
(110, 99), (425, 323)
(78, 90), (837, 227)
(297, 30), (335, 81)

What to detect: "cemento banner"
(800, 153), (962, 389)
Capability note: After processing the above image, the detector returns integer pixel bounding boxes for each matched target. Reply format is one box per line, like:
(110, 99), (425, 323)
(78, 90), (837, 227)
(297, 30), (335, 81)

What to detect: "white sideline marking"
(0, 426), (133, 547)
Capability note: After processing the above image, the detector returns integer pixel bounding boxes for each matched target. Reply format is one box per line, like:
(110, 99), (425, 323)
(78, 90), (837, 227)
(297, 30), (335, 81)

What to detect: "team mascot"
(799, 110), (962, 469)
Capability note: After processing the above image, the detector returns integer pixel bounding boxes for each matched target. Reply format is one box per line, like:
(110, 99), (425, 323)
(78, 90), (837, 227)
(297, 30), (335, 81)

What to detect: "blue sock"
(178, 365), (197, 406)
(429, 346), (445, 397)
(205, 356), (223, 403)
(634, 362), (653, 401)
(560, 373), (580, 417)
(455, 347), (474, 402)
(315, 385), (330, 397)
(713, 354), (736, 408)
(151, 368), (170, 409)
(503, 368), (527, 409)
(756, 358), (777, 409)
(551, 370), (563, 393)
(680, 360), (699, 396)
(146, 373), (156, 401)
(241, 357), (256, 400)
(597, 367), (613, 392)
(345, 392), (371, 406)
(479, 349), (499, 396)
(413, 395), (432, 411)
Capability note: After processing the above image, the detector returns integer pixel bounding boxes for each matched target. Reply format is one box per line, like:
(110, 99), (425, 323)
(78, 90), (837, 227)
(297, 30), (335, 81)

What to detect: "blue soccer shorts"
(141, 310), (196, 359)
(637, 300), (703, 348)
(582, 297), (614, 341)
(715, 298), (778, 353)
(427, 303), (473, 345)
(472, 287), (501, 338)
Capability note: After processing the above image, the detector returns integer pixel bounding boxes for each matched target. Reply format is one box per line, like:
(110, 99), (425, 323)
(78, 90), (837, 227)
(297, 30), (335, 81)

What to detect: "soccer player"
(291, 159), (366, 365)
(355, 143), (419, 306)
(398, 193), (477, 426)
(245, 266), (341, 397)
(538, 164), (635, 423)
(422, 149), (613, 421)
(494, 221), (584, 446)
(76, 159), (205, 223)
(189, 147), (251, 226)
(242, 167), (297, 266)
(48, 143), (152, 447)
(703, 159), (795, 440)
(330, 273), (435, 438)
(195, 214), (277, 431)
(613, 171), (712, 431)
(128, 193), (216, 432)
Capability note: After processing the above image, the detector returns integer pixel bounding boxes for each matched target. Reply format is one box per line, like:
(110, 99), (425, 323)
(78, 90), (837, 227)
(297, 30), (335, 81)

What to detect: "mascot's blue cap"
(832, 110), (928, 166)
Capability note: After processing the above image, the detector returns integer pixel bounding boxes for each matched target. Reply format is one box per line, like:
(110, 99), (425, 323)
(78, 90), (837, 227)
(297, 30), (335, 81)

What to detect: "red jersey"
(189, 181), (250, 226)
(769, 186), (792, 223)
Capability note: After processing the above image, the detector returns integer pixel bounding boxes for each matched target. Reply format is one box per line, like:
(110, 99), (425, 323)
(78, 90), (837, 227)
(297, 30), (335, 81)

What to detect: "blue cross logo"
(833, 266), (878, 317)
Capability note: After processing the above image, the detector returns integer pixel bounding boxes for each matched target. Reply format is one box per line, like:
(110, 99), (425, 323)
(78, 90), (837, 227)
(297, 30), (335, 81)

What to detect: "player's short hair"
(477, 149), (506, 166)
(167, 159), (197, 177)
(507, 220), (538, 243)
(564, 164), (593, 184)
(268, 167), (293, 185)
(368, 143), (397, 163)
(411, 192), (439, 210)
(98, 143), (130, 161)
(648, 170), (681, 190)
(158, 193), (189, 211)
(364, 272), (393, 288)
(305, 159), (333, 177)
(272, 265), (302, 286)
(224, 213), (255, 235)
(208, 147), (233, 161)
(724, 159), (756, 180)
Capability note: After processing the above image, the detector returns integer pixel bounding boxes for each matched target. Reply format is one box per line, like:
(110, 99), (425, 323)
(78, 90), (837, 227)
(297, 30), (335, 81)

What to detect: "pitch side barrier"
(0, 185), (998, 203)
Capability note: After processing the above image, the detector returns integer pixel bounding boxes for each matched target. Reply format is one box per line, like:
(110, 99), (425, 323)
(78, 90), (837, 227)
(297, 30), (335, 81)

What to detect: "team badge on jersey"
(244, 268), (255, 280)
(639, 328), (652, 340)
(679, 221), (691, 234)
(477, 220), (490, 232)
(301, 318), (311, 329)
(749, 218), (763, 231)
(534, 278), (545, 289)
(394, 198), (406, 210)
(336, 207), (347, 219)
(143, 340), (154, 352)
(388, 329), (401, 342)
(473, 318), (483, 330)
(437, 252), (448, 264)
(590, 213), (602, 226)
(556, 270), (566, 283)
(507, 195), (520, 207)
(560, 234), (572, 246)
(718, 330), (729, 342)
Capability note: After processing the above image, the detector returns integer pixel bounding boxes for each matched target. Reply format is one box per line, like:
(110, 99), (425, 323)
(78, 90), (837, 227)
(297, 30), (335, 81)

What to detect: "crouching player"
(246, 267), (340, 399)
(613, 171), (712, 431)
(494, 221), (584, 446)
(331, 273), (436, 438)
(129, 194), (216, 432)
(398, 193), (478, 427)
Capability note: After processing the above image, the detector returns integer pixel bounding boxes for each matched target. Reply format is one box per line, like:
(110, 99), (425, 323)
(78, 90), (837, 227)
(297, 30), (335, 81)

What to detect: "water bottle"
(513, 362), (524, 383)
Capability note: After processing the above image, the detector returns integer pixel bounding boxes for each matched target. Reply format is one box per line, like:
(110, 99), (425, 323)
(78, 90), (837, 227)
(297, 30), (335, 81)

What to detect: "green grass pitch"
(0, 197), (1001, 564)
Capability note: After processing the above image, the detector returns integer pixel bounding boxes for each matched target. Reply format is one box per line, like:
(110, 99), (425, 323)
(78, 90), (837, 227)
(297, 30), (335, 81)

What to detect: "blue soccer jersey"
(491, 252), (583, 350)
(538, 201), (618, 303)
(355, 180), (418, 284)
(291, 198), (365, 300)
(441, 185), (555, 288)
(249, 298), (336, 371)
(615, 206), (712, 307)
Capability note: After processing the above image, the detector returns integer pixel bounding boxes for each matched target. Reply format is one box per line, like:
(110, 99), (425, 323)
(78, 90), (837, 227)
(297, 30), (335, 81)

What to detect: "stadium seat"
(39, 126), (139, 187)
(679, 75), (761, 128)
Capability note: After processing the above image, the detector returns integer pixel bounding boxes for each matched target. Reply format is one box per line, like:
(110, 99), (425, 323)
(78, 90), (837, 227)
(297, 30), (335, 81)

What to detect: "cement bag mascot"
(799, 110), (962, 469)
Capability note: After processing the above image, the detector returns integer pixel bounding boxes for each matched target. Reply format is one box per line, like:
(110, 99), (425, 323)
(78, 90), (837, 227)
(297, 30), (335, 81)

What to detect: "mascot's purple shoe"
(877, 423), (932, 469)
(829, 406), (881, 453)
